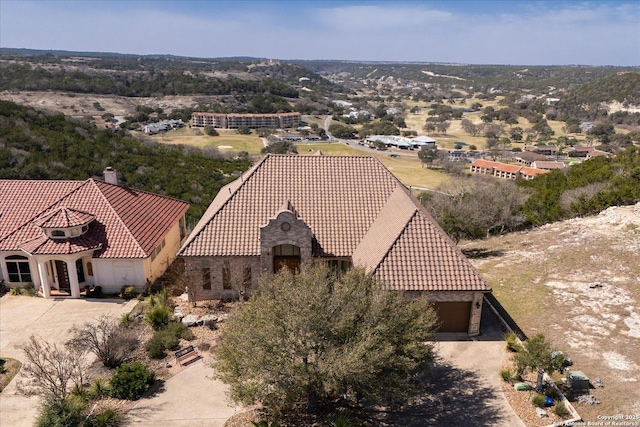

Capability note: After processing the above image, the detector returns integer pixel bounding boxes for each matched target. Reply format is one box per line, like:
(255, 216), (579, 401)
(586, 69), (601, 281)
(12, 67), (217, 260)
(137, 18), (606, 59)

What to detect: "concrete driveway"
(371, 308), (525, 427)
(0, 295), (137, 427)
(126, 358), (241, 427)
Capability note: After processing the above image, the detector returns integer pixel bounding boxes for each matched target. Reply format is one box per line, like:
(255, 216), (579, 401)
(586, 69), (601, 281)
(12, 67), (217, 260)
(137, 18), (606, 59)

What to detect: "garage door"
(433, 301), (471, 333)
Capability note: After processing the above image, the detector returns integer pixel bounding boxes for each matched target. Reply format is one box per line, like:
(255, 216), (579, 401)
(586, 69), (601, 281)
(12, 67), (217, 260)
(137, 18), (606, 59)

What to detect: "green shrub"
(155, 288), (174, 309)
(84, 408), (120, 427)
(545, 385), (560, 400)
(10, 284), (37, 296)
(89, 378), (110, 399)
(499, 367), (514, 383)
(120, 285), (138, 300)
(505, 331), (523, 353)
(166, 321), (193, 340)
(146, 305), (170, 330)
(35, 396), (84, 427)
(23, 284), (38, 296)
(554, 401), (570, 418)
(144, 334), (167, 359)
(110, 362), (155, 400)
(119, 312), (134, 327)
(70, 384), (90, 401)
(531, 393), (547, 408)
(160, 331), (180, 351)
(330, 411), (353, 427)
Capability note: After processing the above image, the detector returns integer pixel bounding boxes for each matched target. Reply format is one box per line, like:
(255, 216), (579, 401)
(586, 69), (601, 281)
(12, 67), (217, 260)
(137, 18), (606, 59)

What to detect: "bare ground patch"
(460, 203), (640, 422)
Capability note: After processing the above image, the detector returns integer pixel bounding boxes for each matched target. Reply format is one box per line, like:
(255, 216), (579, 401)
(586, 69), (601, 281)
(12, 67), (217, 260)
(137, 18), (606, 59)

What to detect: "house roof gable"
(0, 179), (189, 258)
(180, 155), (490, 293)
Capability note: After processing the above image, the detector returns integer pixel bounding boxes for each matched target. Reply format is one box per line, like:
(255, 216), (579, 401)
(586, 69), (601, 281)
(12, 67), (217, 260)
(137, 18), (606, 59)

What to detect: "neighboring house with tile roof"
(531, 161), (566, 170)
(179, 155), (491, 335)
(0, 171), (189, 298)
(568, 146), (611, 159)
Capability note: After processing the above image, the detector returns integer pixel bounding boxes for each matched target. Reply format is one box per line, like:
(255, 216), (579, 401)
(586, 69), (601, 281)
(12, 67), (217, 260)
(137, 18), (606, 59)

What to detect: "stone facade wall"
(185, 256), (261, 301)
(259, 210), (312, 273)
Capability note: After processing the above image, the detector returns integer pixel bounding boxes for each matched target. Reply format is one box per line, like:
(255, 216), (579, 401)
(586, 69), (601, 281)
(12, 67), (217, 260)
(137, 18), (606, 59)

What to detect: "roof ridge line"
(90, 178), (189, 204)
(0, 180), (86, 246)
(410, 191), (490, 290)
(179, 155), (269, 255)
(371, 208), (418, 276)
(88, 179), (148, 256)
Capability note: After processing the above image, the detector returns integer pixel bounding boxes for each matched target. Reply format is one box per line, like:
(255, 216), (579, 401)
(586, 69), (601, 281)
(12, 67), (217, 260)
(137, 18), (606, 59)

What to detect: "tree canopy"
(213, 265), (437, 415)
(0, 100), (252, 223)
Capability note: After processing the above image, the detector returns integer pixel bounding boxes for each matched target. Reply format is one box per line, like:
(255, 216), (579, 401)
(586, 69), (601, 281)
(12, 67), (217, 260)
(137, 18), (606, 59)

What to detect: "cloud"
(0, 1), (638, 65)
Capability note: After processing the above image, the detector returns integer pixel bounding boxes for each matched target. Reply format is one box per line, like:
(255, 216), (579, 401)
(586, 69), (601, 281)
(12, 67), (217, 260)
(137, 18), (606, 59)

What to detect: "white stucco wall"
(92, 258), (146, 293)
(146, 219), (185, 283)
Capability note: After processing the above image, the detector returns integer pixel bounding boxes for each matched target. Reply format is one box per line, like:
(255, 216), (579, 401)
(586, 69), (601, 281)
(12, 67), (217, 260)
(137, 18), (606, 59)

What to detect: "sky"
(1, 1), (639, 66)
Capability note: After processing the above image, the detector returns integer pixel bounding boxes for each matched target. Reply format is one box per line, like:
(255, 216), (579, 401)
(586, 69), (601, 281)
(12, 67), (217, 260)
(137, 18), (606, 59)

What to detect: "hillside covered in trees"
(0, 100), (252, 223)
(0, 49), (347, 116)
(422, 146), (640, 242)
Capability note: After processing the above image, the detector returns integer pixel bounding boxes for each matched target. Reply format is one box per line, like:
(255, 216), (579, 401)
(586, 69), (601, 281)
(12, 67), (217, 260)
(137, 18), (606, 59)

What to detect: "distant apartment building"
(469, 159), (550, 180)
(191, 112), (301, 129)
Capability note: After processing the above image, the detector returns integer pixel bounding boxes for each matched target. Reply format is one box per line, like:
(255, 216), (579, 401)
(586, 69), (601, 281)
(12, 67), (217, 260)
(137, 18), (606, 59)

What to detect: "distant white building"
(143, 119), (185, 135)
(332, 100), (353, 108)
(410, 136), (437, 149)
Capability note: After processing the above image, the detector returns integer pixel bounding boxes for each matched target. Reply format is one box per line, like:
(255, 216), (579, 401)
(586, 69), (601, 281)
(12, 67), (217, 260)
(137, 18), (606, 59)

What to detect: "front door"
(55, 260), (70, 291)
(274, 257), (301, 273)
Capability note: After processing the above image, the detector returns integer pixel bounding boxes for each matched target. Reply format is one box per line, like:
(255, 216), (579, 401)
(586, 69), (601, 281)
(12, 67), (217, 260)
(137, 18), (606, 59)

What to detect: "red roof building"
(0, 174), (189, 298)
(179, 155), (490, 335)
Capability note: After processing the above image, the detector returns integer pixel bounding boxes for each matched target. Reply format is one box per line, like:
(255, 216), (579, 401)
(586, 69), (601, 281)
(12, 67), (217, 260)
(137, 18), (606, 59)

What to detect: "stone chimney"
(104, 167), (118, 185)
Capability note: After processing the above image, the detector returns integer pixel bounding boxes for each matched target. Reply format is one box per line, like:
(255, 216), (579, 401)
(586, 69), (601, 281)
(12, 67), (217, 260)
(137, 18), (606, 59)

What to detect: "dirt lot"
(460, 203), (640, 423)
(0, 90), (201, 121)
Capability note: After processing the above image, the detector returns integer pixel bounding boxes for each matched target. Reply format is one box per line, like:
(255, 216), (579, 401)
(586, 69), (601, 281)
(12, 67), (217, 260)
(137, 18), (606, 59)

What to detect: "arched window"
(51, 230), (66, 238)
(5, 255), (32, 283)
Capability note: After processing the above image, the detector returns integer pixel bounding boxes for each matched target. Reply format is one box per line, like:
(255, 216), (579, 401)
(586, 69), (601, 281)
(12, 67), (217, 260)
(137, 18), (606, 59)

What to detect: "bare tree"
(423, 177), (530, 242)
(20, 335), (88, 402)
(67, 315), (139, 368)
(436, 121), (451, 135)
(461, 119), (484, 137)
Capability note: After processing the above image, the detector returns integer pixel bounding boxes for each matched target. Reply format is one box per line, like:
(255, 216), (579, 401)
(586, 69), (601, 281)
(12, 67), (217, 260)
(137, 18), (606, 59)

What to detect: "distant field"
(298, 142), (450, 189)
(149, 127), (264, 154)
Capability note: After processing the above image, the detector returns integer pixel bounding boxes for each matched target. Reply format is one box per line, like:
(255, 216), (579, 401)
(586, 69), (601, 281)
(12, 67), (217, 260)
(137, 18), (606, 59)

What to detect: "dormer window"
(34, 207), (96, 240)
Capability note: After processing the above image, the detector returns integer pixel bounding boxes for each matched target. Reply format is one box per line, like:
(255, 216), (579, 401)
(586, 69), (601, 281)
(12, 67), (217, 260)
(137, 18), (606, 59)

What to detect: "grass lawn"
(298, 142), (450, 189)
(149, 127), (264, 155)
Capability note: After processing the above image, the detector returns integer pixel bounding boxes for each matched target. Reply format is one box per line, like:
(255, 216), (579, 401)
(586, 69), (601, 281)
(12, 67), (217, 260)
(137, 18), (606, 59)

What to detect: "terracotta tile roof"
(531, 161), (565, 170)
(181, 155), (399, 257)
(470, 159), (501, 169)
(0, 180), (80, 237)
(180, 155), (490, 293)
(514, 151), (546, 162)
(352, 186), (416, 270)
(375, 209), (488, 292)
(0, 179), (189, 259)
(33, 207), (95, 228)
(494, 163), (523, 174)
(520, 167), (550, 177)
(19, 230), (102, 256)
